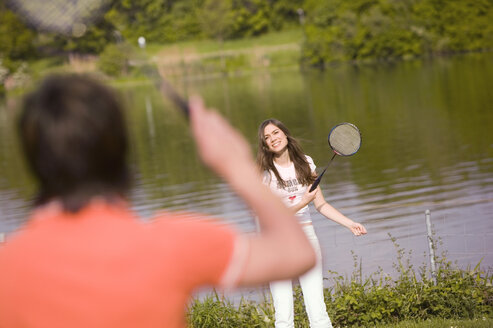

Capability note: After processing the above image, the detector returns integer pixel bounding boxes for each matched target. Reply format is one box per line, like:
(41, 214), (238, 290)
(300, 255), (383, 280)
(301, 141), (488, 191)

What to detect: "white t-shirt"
(263, 155), (316, 224)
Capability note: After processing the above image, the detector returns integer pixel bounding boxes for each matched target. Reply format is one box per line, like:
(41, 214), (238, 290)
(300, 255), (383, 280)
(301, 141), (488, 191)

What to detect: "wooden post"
(425, 210), (437, 285)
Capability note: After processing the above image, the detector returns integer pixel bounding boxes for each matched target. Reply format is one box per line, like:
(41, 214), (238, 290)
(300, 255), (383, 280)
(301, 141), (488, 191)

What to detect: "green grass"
(149, 28), (303, 55)
(373, 317), (493, 328)
(142, 29), (304, 77)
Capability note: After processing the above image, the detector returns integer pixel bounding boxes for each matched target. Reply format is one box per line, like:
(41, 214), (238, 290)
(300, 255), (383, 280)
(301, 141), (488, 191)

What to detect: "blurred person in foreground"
(0, 74), (316, 328)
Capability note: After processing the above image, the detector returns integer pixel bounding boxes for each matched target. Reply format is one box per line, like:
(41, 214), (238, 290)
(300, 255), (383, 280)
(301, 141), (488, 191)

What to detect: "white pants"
(270, 225), (333, 328)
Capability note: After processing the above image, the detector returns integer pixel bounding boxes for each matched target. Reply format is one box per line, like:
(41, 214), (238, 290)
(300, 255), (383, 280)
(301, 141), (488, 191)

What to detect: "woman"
(257, 118), (367, 328)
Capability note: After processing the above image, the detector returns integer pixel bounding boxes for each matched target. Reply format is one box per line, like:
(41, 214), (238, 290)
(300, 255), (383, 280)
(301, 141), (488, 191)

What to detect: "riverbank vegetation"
(187, 236), (492, 327)
(1, 0), (492, 91)
(302, 0), (493, 67)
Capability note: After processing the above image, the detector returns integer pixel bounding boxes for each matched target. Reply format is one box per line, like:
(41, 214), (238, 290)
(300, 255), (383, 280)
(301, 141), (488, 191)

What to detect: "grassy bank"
(150, 29), (303, 78)
(374, 317), (493, 328)
(187, 237), (492, 328)
(149, 29), (303, 55)
(18, 29), (304, 86)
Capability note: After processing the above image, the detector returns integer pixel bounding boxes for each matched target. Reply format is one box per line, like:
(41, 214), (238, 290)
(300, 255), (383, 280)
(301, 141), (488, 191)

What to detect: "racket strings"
(329, 124), (361, 156)
(6, 0), (109, 36)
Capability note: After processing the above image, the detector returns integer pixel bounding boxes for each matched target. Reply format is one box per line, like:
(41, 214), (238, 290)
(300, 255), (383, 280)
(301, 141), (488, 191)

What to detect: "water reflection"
(1, 54), (492, 285)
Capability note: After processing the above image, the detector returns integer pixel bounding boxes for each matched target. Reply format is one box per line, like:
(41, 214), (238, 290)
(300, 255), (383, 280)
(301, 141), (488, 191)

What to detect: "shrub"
(187, 234), (493, 327)
(188, 290), (274, 327)
(325, 235), (492, 327)
(302, 0), (493, 66)
(98, 44), (131, 77)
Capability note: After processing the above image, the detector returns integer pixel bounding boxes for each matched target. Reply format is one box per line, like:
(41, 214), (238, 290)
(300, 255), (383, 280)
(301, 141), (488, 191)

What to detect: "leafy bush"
(324, 235), (492, 327)
(97, 44), (131, 77)
(0, 58), (8, 95)
(187, 234), (493, 327)
(188, 291), (274, 327)
(302, 0), (493, 66)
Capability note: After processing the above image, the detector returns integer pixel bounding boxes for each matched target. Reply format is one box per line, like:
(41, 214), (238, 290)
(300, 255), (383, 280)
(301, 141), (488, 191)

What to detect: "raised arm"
(312, 186), (367, 236)
(189, 96), (316, 286)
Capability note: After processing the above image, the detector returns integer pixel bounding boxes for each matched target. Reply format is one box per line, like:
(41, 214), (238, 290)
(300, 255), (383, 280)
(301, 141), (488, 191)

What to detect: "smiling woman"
(264, 124), (288, 153)
(257, 118), (315, 189)
(256, 118), (367, 328)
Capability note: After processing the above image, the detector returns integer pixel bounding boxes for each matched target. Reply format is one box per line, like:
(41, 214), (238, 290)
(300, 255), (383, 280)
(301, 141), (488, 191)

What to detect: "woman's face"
(263, 123), (288, 154)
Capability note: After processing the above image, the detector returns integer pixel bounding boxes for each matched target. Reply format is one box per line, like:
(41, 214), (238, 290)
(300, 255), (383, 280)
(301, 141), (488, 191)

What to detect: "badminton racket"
(309, 122), (362, 192)
(5, 0), (190, 119)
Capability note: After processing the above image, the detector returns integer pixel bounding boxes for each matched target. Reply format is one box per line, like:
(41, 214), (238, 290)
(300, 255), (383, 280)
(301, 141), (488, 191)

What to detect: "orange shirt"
(0, 200), (246, 328)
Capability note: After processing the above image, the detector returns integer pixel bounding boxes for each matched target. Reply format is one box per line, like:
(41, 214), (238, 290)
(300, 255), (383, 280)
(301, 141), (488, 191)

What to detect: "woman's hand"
(312, 187), (368, 237)
(300, 187), (317, 207)
(290, 187), (318, 214)
(348, 222), (367, 236)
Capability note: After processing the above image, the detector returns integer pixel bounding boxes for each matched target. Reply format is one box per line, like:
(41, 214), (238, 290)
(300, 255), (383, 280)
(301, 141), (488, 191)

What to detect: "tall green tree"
(413, 0), (493, 53)
(106, 0), (202, 44)
(46, 20), (116, 55)
(0, 3), (36, 64)
(229, 0), (272, 38)
(199, 0), (234, 41)
(302, 0), (493, 66)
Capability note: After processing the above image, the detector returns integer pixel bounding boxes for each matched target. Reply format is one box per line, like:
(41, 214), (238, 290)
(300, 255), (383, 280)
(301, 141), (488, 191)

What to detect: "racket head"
(7, 0), (191, 120)
(328, 122), (362, 156)
(5, 0), (111, 37)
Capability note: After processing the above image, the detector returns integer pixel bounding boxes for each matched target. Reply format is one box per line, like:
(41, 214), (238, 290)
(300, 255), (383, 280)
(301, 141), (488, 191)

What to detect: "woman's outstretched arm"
(312, 186), (367, 236)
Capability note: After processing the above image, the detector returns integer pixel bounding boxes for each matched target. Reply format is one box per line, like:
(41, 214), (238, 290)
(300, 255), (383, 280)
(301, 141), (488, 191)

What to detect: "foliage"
(0, 3), (36, 64)
(187, 235), (493, 327)
(325, 236), (493, 327)
(374, 317), (493, 328)
(229, 0), (272, 38)
(198, 0), (235, 41)
(412, 0), (493, 53)
(106, 0), (202, 44)
(6, 62), (31, 90)
(187, 290), (274, 327)
(51, 21), (117, 55)
(2, 0), (303, 59)
(97, 44), (132, 77)
(302, 0), (493, 66)
(1, 0), (492, 76)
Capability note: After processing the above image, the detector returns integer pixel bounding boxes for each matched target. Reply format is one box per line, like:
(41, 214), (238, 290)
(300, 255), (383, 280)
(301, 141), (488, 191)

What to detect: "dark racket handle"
(309, 153), (337, 192)
(159, 79), (190, 120)
(141, 64), (190, 120)
(309, 167), (327, 192)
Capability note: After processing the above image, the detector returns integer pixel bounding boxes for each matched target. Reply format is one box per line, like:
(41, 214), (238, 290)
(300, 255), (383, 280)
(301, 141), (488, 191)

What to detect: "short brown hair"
(18, 74), (131, 212)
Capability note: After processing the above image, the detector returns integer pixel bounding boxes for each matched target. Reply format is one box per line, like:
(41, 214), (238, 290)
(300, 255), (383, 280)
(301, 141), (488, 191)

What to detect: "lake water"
(1, 53), (492, 294)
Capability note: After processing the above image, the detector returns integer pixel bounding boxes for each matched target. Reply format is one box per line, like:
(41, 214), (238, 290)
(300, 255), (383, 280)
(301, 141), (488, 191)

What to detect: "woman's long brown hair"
(256, 119), (315, 188)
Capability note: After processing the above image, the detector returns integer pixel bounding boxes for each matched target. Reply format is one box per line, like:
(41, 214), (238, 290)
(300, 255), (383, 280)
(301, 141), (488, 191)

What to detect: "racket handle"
(159, 79), (190, 120)
(309, 153), (337, 192)
(141, 64), (190, 120)
(309, 168), (326, 192)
